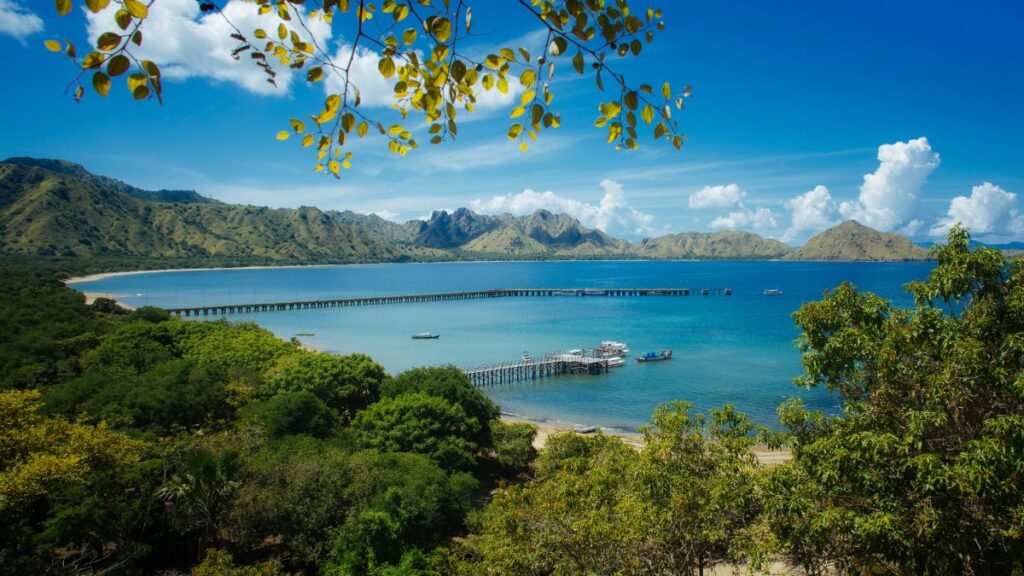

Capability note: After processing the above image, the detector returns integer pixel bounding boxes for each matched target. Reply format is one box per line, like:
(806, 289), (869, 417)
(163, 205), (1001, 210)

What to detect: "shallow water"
(72, 260), (932, 429)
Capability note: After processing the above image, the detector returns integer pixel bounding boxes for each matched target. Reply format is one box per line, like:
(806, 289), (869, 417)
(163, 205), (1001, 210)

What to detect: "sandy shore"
(500, 415), (791, 466)
(63, 263), (346, 285)
(79, 291), (136, 310)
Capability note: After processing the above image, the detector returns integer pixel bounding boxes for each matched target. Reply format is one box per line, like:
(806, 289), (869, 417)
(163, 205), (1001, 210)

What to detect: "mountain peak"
(784, 220), (929, 261)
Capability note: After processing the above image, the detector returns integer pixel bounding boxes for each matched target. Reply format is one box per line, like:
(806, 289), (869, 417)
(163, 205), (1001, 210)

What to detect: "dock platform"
(463, 350), (613, 388)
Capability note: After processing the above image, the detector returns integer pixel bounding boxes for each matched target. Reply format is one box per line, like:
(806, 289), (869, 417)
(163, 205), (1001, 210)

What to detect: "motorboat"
(636, 350), (672, 363)
(412, 332), (440, 339)
(763, 289), (782, 296)
(606, 357), (625, 368)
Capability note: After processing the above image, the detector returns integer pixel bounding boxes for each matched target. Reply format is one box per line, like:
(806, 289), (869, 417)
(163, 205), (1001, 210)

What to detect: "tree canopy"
(45, 0), (689, 176)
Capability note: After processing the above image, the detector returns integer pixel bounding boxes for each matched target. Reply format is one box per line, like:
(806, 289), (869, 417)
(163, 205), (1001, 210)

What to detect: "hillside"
(784, 220), (930, 261)
(0, 158), (418, 263)
(635, 231), (793, 259)
(0, 158), (933, 264)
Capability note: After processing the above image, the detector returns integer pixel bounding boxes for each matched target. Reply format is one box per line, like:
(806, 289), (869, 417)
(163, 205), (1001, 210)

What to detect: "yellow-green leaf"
(107, 54), (130, 76)
(92, 71), (110, 96)
(96, 32), (121, 51)
(85, 0), (112, 12)
(662, 82), (671, 99)
(55, 0), (72, 16)
(276, 130), (290, 141)
(307, 67), (324, 82)
(44, 40), (62, 52)
(124, 0), (148, 19)
(132, 84), (150, 100)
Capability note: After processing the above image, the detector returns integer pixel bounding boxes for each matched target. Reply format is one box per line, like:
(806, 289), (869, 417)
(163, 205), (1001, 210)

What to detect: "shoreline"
(62, 257), (930, 285)
(499, 414), (792, 466)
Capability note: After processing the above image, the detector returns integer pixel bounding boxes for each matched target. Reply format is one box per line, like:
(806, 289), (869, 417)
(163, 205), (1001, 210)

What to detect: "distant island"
(0, 157), (930, 265)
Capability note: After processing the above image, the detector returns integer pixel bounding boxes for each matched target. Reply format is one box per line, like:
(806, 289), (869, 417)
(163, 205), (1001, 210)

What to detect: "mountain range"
(0, 157), (932, 263)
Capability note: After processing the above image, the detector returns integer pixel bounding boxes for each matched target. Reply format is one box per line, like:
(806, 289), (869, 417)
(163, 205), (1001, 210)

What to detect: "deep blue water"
(71, 261), (933, 429)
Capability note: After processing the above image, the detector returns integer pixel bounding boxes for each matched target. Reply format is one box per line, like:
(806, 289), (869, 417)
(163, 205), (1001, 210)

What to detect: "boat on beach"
(636, 350), (672, 363)
(412, 332), (440, 339)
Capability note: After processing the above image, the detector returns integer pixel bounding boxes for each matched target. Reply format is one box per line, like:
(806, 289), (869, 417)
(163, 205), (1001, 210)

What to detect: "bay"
(71, 260), (933, 429)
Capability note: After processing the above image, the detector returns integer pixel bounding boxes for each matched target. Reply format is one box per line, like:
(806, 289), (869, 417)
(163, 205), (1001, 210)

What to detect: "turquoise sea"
(71, 261), (933, 429)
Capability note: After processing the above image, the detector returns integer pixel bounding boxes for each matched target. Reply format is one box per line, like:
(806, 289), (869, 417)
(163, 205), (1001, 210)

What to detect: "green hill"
(635, 230), (793, 259)
(0, 158), (417, 263)
(784, 220), (930, 261)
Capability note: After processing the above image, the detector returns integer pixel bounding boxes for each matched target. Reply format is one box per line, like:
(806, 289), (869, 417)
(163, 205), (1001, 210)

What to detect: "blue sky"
(1, 0), (1022, 243)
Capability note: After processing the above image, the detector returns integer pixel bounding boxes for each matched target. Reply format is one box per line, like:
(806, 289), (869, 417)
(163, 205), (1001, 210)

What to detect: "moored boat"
(412, 332), (440, 339)
(606, 357), (625, 368)
(636, 350), (672, 363)
(763, 288), (782, 296)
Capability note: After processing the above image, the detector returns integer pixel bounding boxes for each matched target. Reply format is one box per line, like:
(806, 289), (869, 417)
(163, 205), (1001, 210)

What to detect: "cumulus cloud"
(0, 0), (41, 39)
(86, 0), (331, 95)
(929, 182), (1024, 238)
(838, 137), (940, 231)
(781, 185), (840, 242)
(470, 179), (657, 237)
(689, 183), (746, 210)
(709, 207), (778, 231)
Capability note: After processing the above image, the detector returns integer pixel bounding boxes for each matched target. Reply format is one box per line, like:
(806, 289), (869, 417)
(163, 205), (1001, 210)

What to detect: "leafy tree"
(264, 351), (384, 420)
(353, 392), (480, 471)
(767, 226), (1024, 574)
(464, 403), (764, 575)
(252, 390), (339, 439)
(383, 365), (499, 444)
(48, 358), (231, 434)
(228, 436), (354, 570)
(0, 389), (144, 574)
(46, 1), (689, 176)
(633, 402), (765, 575)
(156, 449), (243, 561)
(489, 420), (537, 474)
(192, 549), (291, 576)
(175, 320), (298, 375)
(330, 451), (477, 573)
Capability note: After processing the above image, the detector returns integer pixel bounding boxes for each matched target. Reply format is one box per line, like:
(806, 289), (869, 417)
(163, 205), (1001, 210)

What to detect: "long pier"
(464, 351), (613, 388)
(165, 287), (732, 317)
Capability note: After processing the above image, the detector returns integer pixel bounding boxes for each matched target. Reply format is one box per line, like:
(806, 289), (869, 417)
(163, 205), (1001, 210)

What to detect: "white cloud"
(470, 179), (657, 236)
(0, 0), (42, 40)
(710, 206), (778, 230)
(86, 0), (331, 96)
(324, 45), (398, 108)
(838, 137), (940, 231)
(0, 0), (41, 39)
(782, 185), (840, 242)
(929, 182), (1024, 238)
(689, 183), (746, 209)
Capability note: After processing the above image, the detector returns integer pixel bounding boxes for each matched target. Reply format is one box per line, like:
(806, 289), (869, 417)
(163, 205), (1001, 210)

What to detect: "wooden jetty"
(164, 287), (732, 317)
(464, 351), (612, 388)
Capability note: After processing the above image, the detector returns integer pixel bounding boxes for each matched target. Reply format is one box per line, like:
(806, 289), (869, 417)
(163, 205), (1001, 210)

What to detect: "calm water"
(72, 261), (933, 429)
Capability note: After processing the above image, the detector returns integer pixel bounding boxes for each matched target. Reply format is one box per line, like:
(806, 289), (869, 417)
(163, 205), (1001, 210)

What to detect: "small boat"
(295, 332), (315, 336)
(412, 332), (440, 339)
(552, 289), (579, 296)
(701, 288), (710, 296)
(572, 425), (598, 434)
(606, 357), (625, 368)
(598, 341), (629, 356)
(763, 289), (782, 296)
(636, 350), (672, 363)
(567, 349), (584, 355)
(582, 288), (606, 296)
(522, 351), (532, 363)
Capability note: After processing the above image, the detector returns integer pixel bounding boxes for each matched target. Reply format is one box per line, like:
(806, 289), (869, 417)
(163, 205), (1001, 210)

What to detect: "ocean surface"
(71, 261), (933, 429)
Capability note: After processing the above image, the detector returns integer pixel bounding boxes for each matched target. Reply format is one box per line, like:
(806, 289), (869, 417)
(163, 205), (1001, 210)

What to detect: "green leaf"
(107, 54), (130, 76)
(124, 0), (148, 19)
(91, 71), (110, 96)
(55, 0), (72, 16)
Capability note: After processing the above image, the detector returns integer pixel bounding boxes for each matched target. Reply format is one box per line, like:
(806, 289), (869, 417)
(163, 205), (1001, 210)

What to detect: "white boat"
(522, 351), (532, 363)
(597, 341), (629, 357)
(412, 332), (440, 339)
(606, 357), (625, 368)
(573, 425), (598, 434)
(763, 289), (782, 296)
